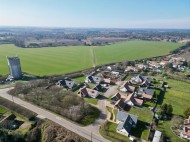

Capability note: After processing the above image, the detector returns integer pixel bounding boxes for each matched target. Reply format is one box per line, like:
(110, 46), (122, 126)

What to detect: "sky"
(0, 0), (190, 29)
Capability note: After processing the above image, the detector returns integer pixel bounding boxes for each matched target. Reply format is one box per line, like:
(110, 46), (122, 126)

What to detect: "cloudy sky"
(0, 0), (190, 29)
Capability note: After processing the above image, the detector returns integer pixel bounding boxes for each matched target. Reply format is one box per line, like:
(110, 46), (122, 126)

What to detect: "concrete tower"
(7, 56), (22, 79)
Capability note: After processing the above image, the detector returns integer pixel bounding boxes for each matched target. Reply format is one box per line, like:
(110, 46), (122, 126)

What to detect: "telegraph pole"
(12, 95), (14, 103)
(91, 131), (92, 142)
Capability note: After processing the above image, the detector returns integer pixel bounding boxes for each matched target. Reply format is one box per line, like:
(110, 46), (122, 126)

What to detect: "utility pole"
(91, 131), (92, 142)
(12, 95), (14, 103)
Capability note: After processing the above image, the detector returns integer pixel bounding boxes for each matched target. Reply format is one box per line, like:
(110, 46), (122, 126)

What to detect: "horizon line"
(0, 25), (190, 30)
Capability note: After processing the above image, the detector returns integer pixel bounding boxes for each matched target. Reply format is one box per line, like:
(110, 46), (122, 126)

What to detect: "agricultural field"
(0, 40), (184, 75)
(94, 40), (184, 65)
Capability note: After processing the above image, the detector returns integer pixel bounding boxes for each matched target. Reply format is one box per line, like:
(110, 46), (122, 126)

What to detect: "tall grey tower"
(7, 56), (22, 79)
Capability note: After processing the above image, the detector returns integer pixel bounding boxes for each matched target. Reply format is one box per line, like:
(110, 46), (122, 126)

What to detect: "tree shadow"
(156, 90), (166, 105)
(131, 120), (149, 138)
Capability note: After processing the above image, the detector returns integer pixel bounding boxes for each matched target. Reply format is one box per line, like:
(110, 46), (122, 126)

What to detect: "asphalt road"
(0, 88), (110, 142)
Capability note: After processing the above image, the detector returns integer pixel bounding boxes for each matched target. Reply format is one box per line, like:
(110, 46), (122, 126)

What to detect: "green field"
(0, 105), (7, 114)
(0, 40), (183, 75)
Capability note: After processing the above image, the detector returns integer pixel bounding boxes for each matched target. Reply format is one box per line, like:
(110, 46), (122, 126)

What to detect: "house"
(115, 98), (127, 110)
(103, 78), (115, 85)
(78, 86), (99, 98)
(120, 82), (136, 92)
(148, 61), (161, 69)
(130, 75), (152, 87)
(184, 116), (190, 125)
(136, 64), (147, 70)
(93, 84), (103, 91)
(137, 88), (154, 100)
(125, 93), (143, 107)
(56, 78), (75, 89)
(111, 92), (121, 104)
(180, 116), (190, 140)
(152, 130), (162, 142)
(159, 61), (169, 67)
(111, 71), (120, 76)
(116, 111), (138, 137)
(86, 75), (102, 84)
(125, 66), (140, 72)
(181, 126), (190, 140)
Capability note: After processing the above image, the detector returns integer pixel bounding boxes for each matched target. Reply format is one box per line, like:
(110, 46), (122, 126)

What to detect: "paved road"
(0, 88), (110, 142)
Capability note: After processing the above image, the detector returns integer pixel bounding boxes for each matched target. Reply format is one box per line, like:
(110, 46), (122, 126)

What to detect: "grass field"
(0, 40), (184, 75)
(0, 105), (7, 114)
(94, 40), (183, 65)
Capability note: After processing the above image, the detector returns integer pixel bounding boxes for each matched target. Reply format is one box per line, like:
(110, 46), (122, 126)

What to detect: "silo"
(7, 56), (22, 79)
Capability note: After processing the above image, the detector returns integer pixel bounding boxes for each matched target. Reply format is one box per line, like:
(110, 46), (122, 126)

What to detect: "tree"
(166, 104), (173, 115)
(184, 107), (190, 118)
(160, 103), (173, 116)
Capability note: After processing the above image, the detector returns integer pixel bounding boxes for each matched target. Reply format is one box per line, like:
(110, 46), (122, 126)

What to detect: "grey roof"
(117, 111), (129, 122)
(57, 78), (75, 89)
(152, 130), (162, 142)
(144, 88), (154, 96)
(138, 88), (154, 96)
(87, 75), (101, 83)
(116, 111), (138, 134)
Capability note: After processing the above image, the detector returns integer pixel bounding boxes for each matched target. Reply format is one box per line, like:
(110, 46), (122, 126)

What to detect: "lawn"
(158, 119), (185, 142)
(163, 90), (190, 116)
(0, 40), (183, 75)
(166, 79), (190, 93)
(129, 107), (153, 123)
(0, 105), (7, 114)
(84, 97), (99, 105)
(73, 76), (86, 82)
(100, 121), (131, 142)
(153, 78), (190, 141)
(79, 106), (100, 126)
(152, 78), (190, 115)
(129, 107), (153, 140)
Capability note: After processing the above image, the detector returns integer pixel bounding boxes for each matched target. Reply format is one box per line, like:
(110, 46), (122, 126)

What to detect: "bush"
(0, 97), (37, 120)
(184, 107), (190, 118)
(9, 80), (98, 124)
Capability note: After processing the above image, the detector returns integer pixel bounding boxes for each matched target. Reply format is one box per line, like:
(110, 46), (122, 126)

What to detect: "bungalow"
(136, 64), (147, 70)
(56, 78), (75, 89)
(115, 98), (126, 110)
(111, 92), (121, 104)
(125, 93), (143, 107)
(184, 116), (190, 125)
(86, 75), (102, 84)
(103, 78), (115, 85)
(116, 111), (138, 137)
(120, 82), (136, 92)
(130, 75), (152, 87)
(148, 61), (161, 69)
(159, 60), (169, 67)
(152, 130), (162, 142)
(137, 88), (154, 100)
(78, 86), (99, 98)
(125, 66), (140, 72)
(93, 84), (103, 91)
